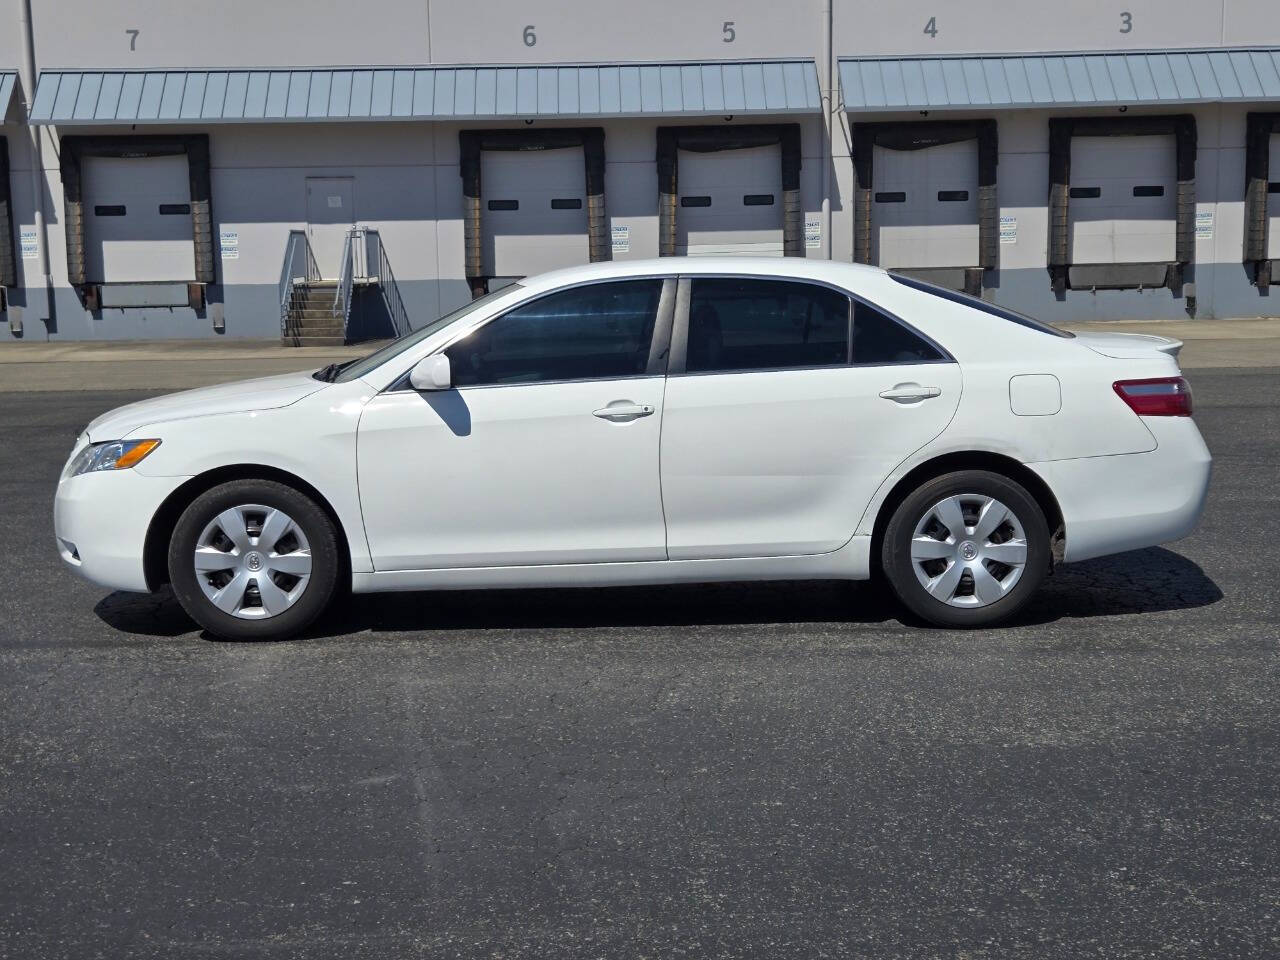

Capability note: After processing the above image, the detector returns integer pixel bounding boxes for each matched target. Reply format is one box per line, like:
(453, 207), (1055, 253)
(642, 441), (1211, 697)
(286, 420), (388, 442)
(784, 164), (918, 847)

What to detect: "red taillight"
(1113, 377), (1194, 417)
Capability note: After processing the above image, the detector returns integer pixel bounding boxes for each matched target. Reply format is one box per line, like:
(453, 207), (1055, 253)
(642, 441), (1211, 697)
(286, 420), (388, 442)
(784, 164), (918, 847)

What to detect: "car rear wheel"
(882, 470), (1050, 628)
(167, 479), (339, 640)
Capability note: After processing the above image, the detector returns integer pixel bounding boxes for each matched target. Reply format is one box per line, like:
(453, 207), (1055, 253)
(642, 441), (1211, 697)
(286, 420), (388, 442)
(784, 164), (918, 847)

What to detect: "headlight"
(67, 439), (162, 477)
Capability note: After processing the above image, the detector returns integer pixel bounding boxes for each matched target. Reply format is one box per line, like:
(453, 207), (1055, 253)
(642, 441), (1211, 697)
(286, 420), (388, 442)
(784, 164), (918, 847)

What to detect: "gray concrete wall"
(2, 116), (828, 341)
(4, 102), (1279, 341)
(29, 0), (1280, 68)
(4, 0), (1280, 341)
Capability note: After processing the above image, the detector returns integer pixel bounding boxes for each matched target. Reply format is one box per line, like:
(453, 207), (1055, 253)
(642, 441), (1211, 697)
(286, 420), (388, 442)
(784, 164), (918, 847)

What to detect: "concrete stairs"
(283, 282), (345, 347)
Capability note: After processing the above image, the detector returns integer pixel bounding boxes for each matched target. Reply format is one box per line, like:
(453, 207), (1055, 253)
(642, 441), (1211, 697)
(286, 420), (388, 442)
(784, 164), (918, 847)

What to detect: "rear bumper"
(54, 469), (190, 593)
(1027, 417), (1212, 564)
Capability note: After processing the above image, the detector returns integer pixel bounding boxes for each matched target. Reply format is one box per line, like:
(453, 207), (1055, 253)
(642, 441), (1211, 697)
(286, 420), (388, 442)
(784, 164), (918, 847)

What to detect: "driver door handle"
(879, 384), (942, 403)
(592, 401), (655, 421)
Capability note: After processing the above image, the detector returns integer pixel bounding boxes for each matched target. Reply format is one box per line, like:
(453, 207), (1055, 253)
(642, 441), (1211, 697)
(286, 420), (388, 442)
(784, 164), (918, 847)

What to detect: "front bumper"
(54, 468), (191, 593)
(1028, 416), (1212, 564)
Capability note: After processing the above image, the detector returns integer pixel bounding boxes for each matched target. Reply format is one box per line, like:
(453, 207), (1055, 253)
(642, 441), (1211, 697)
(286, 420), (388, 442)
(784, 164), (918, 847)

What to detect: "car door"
(357, 278), (674, 570)
(659, 276), (961, 560)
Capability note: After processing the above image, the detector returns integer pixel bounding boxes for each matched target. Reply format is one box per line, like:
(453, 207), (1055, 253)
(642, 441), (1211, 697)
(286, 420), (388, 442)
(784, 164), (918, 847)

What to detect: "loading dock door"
(677, 145), (784, 256)
(83, 155), (195, 283)
(1269, 134), (1280, 261)
(481, 147), (589, 278)
(1069, 135), (1177, 265)
(871, 140), (979, 269)
(306, 177), (355, 279)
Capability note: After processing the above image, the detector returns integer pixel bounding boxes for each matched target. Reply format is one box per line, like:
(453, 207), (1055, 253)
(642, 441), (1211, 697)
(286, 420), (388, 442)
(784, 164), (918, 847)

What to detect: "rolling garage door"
(83, 154), (195, 283)
(1269, 133), (1280, 261)
(1069, 135), (1177, 266)
(871, 140), (979, 269)
(481, 147), (589, 280)
(677, 144), (783, 256)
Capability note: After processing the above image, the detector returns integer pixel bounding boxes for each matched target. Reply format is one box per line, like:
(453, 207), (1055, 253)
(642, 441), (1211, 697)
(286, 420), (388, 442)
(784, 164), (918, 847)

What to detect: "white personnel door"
(356, 279), (668, 570)
(872, 140), (980, 269)
(306, 177), (355, 279)
(677, 145), (784, 256)
(1268, 134), (1280, 260)
(482, 147), (589, 279)
(83, 155), (195, 283)
(1069, 135), (1177, 264)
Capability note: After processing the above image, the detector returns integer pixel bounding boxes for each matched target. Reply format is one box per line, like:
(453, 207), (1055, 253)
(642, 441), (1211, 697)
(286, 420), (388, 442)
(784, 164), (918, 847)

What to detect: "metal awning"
(0, 72), (17, 117)
(29, 60), (820, 125)
(839, 48), (1280, 111)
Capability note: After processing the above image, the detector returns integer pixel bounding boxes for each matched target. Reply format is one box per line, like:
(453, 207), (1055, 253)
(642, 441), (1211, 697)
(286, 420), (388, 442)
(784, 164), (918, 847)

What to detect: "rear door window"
(853, 301), (948, 365)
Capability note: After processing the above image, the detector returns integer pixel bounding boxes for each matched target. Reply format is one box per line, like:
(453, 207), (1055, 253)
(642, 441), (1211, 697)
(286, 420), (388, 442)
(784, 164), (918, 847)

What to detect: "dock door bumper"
(1245, 112), (1280, 289)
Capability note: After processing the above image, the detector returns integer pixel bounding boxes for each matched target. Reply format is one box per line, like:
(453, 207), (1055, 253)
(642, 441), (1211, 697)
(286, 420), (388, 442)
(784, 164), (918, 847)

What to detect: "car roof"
(519, 256), (890, 293)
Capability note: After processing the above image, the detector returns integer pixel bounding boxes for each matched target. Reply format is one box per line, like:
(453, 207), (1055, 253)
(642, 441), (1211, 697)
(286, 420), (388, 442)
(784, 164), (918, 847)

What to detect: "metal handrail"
(278, 229), (320, 341)
(335, 227), (412, 341)
(366, 229), (412, 339)
(333, 229), (357, 336)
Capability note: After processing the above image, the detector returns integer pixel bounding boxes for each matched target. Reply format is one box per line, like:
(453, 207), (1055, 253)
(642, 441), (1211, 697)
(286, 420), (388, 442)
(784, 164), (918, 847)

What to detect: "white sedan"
(55, 258), (1211, 639)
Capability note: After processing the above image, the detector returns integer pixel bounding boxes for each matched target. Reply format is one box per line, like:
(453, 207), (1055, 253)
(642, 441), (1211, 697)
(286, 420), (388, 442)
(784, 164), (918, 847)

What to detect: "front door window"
(446, 280), (663, 387)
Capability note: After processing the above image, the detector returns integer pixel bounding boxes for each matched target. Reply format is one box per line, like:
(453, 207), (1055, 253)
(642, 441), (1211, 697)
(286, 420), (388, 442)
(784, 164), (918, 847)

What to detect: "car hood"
(1075, 331), (1184, 360)
(85, 370), (328, 441)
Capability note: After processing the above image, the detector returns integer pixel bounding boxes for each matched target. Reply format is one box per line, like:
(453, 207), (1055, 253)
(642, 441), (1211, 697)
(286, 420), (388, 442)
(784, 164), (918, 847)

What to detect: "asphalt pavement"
(1, 370), (1278, 958)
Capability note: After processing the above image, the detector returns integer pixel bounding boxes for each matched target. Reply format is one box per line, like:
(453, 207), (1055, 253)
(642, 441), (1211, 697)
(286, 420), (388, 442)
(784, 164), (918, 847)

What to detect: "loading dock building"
(3, 0), (1280, 342)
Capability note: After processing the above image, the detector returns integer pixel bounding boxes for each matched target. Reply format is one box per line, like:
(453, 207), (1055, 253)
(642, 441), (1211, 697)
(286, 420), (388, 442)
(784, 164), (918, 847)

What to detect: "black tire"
(167, 479), (340, 641)
(881, 469), (1050, 628)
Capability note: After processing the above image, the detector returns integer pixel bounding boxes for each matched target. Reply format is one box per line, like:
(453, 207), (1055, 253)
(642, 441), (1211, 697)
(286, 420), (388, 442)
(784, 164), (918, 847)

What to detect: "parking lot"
(2, 368), (1277, 957)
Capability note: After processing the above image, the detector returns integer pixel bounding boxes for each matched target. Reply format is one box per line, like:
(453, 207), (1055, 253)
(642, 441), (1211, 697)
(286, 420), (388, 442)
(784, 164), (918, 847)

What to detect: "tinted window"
(446, 280), (661, 387)
(853, 302), (947, 365)
(889, 272), (1075, 338)
(686, 278), (850, 373)
(334, 285), (523, 383)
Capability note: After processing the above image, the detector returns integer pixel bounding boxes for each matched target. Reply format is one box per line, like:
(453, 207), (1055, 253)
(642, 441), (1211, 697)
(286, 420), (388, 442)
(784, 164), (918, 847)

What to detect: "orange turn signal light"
(113, 439), (162, 469)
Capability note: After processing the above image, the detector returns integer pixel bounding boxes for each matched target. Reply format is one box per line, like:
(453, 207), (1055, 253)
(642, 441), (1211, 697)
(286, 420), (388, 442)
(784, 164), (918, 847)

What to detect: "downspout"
(820, 0), (833, 259)
(17, 0), (52, 336)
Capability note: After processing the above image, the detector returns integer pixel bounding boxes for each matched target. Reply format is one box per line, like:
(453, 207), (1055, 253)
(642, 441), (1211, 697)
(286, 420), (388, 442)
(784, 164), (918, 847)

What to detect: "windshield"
(889, 272), (1074, 338)
(329, 285), (524, 383)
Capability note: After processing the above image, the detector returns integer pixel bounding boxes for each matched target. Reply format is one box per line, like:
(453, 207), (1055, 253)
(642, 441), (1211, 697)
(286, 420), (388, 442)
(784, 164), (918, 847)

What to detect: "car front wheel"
(882, 469), (1050, 628)
(167, 479), (340, 640)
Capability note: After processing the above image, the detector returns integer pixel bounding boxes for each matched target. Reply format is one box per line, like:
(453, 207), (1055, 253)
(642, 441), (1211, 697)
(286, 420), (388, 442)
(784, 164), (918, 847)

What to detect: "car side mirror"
(409, 354), (452, 391)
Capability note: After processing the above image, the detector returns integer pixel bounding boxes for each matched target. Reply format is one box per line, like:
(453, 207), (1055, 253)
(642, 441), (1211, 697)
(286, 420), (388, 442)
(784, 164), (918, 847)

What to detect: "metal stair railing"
(335, 227), (412, 341)
(364, 228), (412, 339)
(278, 230), (320, 342)
(333, 228), (358, 339)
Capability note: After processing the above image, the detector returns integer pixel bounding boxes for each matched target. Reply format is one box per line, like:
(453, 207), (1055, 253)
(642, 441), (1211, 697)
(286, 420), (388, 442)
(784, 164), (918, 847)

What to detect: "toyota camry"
(55, 258), (1211, 639)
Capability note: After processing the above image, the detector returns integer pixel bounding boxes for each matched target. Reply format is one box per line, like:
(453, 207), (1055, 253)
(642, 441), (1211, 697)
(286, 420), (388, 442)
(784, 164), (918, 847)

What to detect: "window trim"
(667, 273), (954, 377)
(389, 276), (677, 393)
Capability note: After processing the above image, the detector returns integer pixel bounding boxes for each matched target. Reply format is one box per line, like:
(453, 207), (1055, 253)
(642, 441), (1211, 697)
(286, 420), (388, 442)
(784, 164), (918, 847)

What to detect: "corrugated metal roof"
(839, 48), (1280, 111)
(0, 72), (17, 116)
(29, 60), (820, 124)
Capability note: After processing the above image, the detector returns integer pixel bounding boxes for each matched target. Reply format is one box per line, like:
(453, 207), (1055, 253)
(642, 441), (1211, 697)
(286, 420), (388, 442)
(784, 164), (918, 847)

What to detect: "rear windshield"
(889, 273), (1074, 338)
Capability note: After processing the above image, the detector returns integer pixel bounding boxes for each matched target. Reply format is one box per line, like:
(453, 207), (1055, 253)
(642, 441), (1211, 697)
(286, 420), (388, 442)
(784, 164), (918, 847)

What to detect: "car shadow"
(1011, 545), (1224, 626)
(93, 546), (1222, 640)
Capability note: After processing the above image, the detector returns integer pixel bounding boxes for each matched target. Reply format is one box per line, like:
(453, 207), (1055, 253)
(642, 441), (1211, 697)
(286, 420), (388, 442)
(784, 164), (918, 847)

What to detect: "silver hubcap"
(194, 504), (312, 620)
(910, 494), (1028, 608)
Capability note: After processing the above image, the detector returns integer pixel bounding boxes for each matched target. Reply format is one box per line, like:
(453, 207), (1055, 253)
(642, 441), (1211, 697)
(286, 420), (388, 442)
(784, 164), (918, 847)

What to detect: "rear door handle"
(879, 383), (942, 403)
(592, 401), (655, 421)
